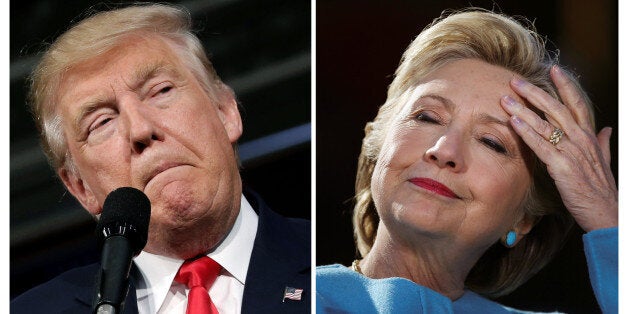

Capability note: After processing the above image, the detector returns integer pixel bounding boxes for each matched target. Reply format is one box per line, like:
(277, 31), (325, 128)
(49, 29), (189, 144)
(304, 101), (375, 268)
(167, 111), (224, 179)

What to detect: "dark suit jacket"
(11, 190), (311, 313)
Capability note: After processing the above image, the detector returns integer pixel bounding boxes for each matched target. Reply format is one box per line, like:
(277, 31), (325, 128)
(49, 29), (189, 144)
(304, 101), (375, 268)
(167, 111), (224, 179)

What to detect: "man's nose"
(423, 131), (466, 172)
(121, 101), (161, 154)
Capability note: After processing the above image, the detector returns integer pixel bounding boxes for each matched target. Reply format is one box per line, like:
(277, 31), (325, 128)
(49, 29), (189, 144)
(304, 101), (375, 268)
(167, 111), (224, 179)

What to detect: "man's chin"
(144, 165), (198, 193)
(145, 175), (195, 198)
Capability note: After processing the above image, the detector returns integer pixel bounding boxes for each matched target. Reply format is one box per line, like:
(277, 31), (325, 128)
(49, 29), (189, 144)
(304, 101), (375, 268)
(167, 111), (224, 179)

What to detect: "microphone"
(93, 187), (151, 314)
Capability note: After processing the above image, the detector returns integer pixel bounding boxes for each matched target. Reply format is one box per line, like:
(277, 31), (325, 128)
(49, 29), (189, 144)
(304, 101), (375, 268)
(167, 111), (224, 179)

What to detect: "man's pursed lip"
(146, 162), (186, 183)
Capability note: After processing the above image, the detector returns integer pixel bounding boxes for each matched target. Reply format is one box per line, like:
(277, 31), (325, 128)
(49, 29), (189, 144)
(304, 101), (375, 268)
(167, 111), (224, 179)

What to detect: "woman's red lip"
(409, 178), (459, 199)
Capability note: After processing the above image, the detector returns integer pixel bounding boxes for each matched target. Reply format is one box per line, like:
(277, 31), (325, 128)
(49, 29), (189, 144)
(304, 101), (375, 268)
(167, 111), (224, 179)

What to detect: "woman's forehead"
(401, 59), (525, 110)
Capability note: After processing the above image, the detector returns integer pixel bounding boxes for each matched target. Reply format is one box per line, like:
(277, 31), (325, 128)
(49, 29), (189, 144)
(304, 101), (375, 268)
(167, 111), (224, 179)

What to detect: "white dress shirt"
(133, 195), (259, 314)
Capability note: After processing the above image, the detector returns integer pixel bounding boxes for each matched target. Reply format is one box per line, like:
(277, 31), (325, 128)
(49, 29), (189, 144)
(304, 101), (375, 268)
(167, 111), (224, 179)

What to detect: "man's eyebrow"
(72, 97), (111, 135)
(130, 61), (184, 90)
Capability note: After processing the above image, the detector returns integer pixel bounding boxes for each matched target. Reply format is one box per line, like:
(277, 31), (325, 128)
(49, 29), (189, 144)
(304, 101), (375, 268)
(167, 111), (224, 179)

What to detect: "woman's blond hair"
(353, 9), (591, 297)
(29, 3), (233, 172)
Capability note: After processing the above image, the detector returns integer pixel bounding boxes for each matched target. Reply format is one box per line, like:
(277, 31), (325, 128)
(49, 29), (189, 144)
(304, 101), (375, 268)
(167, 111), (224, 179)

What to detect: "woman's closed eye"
(480, 137), (507, 154)
(415, 111), (441, 124)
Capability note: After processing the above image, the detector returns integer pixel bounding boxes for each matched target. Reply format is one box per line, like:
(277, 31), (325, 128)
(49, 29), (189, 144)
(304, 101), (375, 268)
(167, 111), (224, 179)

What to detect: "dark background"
(11, 0), (310, 299)
(316, 1), (616, 313)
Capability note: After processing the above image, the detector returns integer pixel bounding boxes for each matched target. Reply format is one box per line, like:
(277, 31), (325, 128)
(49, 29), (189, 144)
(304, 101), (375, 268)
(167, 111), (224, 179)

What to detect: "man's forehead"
(58, 41), (186, 102)
(72, 37), (183, 79)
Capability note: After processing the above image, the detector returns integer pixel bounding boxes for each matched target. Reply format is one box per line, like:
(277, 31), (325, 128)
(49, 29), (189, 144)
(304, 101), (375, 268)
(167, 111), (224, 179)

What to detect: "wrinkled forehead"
(62, 35), (184, 83)
(55, 35), (189, 111)
(397, 59), (525, 114)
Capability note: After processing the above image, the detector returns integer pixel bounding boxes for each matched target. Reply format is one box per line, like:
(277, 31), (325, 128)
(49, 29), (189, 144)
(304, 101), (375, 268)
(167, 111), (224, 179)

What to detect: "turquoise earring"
(505, 231), (517, 247)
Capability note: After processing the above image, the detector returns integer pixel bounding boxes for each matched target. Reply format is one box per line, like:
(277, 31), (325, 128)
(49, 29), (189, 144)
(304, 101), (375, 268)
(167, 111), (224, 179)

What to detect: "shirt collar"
(207, 194), (258, 284)
(133, 194), (259, 310)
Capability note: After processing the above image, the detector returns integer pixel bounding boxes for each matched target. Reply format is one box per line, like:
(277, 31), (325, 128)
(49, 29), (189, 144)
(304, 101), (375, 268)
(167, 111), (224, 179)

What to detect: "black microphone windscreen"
(96, 187), (151, 255)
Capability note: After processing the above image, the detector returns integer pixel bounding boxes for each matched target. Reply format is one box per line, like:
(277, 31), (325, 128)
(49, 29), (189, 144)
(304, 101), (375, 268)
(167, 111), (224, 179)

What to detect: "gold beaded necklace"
(351, 259), (363, 274)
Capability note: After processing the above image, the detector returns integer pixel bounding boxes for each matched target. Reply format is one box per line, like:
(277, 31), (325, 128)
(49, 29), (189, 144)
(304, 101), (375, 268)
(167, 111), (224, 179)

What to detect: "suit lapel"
(241, 189), (311, 313)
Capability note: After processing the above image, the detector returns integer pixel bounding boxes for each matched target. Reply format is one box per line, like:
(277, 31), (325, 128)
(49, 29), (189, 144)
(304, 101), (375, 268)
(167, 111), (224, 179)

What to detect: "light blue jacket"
(316, 227), (617, 313)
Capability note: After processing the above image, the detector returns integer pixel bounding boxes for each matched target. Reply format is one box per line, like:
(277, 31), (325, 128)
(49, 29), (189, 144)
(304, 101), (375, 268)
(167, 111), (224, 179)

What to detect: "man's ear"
(58, 167), (101, 215)
(217, 91), (243, 144)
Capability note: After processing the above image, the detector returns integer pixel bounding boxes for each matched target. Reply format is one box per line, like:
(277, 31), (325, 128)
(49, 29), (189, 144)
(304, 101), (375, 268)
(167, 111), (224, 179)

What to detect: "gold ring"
(549, 128), (564, 145)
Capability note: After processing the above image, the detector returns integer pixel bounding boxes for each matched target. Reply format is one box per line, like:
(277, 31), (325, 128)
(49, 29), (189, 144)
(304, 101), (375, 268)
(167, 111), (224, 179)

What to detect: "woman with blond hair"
(316, 10), (617, 313)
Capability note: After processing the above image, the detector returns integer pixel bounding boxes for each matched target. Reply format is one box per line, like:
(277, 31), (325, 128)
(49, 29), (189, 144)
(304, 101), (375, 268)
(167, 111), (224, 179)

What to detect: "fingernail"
(512, 77), (526, 87)
(512, 115), (523, 125)
(502, 95), (518, 108)
(551, 64), (564, 77)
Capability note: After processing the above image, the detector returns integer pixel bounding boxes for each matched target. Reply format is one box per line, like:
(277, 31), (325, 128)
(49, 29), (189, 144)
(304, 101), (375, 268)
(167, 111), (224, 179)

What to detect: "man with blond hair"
(11, 3), (310, 313)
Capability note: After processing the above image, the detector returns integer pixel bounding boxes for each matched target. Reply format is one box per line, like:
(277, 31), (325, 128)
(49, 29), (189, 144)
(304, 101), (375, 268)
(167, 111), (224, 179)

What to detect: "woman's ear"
(502, 213), (538, 247)
(514, 213), (537, 237)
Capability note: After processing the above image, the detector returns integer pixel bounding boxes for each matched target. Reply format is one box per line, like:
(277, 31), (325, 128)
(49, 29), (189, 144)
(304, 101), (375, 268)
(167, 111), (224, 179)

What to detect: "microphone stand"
(93, 228), (135, 313)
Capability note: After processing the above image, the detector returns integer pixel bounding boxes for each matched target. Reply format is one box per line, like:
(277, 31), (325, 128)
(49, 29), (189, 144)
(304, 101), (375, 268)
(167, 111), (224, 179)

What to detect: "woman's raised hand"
(500, 65), (617, 232)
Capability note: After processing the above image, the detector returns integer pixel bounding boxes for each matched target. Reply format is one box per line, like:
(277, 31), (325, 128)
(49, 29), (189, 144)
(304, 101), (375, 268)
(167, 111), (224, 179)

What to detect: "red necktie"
(175, 256), (221, 314)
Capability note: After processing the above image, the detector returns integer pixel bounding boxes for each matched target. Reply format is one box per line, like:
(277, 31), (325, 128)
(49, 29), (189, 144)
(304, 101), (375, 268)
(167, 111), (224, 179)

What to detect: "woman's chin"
(387, 205), (461, 237)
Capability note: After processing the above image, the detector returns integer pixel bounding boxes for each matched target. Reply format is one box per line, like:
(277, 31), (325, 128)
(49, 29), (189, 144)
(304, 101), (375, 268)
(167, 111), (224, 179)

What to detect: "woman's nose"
(424, 133), (465, 172)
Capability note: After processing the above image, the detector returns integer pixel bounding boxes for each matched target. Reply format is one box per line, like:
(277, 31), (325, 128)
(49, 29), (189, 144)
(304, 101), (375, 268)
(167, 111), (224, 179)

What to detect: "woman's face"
(371, 58), (533, 253)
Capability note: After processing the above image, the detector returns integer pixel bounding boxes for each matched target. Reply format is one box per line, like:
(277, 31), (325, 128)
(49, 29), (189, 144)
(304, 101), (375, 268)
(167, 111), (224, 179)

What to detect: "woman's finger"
(508, 114), (562, 166)
(510, 114), (617, 231)
(510, 78), (577, 135)
(551, 65), (595, 132)
(597, 127), (612, 167)
(501, 95), (556, 141)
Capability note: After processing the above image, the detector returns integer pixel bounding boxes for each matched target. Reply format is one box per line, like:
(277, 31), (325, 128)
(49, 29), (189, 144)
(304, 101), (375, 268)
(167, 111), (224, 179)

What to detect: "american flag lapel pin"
(282, 286), (303, 302)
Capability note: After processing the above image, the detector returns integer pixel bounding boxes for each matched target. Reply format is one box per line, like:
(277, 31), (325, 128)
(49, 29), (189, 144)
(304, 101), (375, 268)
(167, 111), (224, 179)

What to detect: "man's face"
(56, 35), (243, 257)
